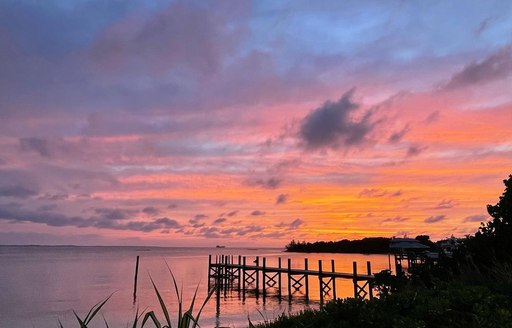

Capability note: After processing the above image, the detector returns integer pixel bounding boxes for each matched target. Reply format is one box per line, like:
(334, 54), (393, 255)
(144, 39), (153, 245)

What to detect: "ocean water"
(0, 246), (390, 328)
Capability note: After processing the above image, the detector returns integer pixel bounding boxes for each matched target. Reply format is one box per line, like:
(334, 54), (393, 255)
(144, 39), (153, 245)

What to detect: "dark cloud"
(123, 217), (181, 232)
(275, 218), (304, 230)
(299, 89), (374, 149)
(382, 216), (409, 223)
(38, 204), (58, 212)
(38, 193), (69, 201)
(275, 194), (288, 205)
(91, 1), (239, 77)
(407, 144), (427, 157)
(424, 215), (446, 223)
(93, 207), (137, 221)
(246, 177), (282, 189)
(0, 185), (38, 199)
(199, 227), (221, 239)
(213, 217), (227, 225)
(250, 210), (265, 216)
(464, 214), (489, 222)
(0, 231), (108, 246)
(359, 188), (402, 198)
(0, 203), (181, 232)
(434, 199), (457, 209)
(231, 225), (264, 236)
(388, 126), (409, 143)
(0, 170), (39, 199)
(252, 231), (287, 238)
(142, 206), (161, 216)
(190, 214), (208, 227)
(475, 16), (495, 36)
(0, 204), (89, 227)
(19, 137), (52, 157)
(443, 46), (512, 90)
(226, 210), (238, 217)
(424, 111), (440, 124)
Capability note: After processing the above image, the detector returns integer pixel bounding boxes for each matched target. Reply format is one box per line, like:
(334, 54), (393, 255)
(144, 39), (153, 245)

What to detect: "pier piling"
(210, 254), (374, 308)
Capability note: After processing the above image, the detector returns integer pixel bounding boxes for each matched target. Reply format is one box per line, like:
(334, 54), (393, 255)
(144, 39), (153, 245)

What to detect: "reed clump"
(61, 262), (214, 328)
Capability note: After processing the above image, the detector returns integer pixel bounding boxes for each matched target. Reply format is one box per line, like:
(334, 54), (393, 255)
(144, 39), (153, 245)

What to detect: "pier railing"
(208, 254), (374, 305)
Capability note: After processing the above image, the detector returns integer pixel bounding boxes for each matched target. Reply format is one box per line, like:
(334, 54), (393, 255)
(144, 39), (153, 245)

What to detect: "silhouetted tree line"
(285, 236), (435, 254)
(457, 174), (512, 273)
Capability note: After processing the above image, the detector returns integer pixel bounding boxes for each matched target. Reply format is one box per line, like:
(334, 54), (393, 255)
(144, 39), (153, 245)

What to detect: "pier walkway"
(208, 254), (375, 305)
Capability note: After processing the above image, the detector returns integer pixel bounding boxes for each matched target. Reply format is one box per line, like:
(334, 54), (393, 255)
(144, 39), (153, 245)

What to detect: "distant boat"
(216, 245), (226, 248)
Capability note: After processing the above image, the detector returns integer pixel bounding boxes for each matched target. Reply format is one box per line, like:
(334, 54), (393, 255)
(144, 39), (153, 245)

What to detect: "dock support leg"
(367, 261), (373, 300)
(318, 260), (323, 306)
(287, 258), (292, 303)
(331, 259), (336, 300)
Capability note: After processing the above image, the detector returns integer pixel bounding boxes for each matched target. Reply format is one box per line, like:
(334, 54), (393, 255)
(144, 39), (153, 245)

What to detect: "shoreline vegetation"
(285, 236), (436, 254)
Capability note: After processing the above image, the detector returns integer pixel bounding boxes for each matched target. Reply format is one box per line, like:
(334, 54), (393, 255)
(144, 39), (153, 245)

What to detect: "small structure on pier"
(389, 238), (430, 275)
(208, 254), (374, 307)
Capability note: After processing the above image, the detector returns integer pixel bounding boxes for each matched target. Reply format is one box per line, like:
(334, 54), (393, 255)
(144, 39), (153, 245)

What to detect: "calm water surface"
(0, 246), (390, 328)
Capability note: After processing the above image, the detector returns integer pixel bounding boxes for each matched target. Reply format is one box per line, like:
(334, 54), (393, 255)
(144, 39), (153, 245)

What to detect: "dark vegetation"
(285, 237), (392, 253)
(258, 175), (512, 328)
(285, 235), (435, 253)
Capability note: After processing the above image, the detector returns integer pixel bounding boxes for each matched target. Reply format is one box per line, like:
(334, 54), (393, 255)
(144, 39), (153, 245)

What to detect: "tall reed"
(61, 262), (214, 328)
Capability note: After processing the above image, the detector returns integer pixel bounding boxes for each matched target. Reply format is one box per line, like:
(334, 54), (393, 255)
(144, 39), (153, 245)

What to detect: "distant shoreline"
(285, 237), (391, 254)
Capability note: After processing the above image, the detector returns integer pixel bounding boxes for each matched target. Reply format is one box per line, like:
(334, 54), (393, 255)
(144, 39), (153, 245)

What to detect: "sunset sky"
(0, 1), (511, 247)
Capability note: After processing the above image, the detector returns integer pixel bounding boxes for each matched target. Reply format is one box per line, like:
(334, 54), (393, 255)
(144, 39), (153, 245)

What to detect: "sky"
(0, 0), (511, 247)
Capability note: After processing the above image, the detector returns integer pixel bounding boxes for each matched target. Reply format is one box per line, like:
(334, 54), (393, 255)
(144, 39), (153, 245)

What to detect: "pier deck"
(208, 255), (375, 305)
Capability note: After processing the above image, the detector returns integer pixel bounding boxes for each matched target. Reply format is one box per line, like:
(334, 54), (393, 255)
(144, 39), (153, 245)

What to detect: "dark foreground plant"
(60, 262), (214, 328)
(255, 283), (512, 328)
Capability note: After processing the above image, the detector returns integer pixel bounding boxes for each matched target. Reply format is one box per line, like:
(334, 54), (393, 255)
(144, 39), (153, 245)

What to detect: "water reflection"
(0, 246), (390, 327)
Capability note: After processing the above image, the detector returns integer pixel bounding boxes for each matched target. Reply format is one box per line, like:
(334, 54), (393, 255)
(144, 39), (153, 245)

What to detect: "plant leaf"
(141, 311), (162, 328)
(165, 262), (182, 327)
(192, 287), (215, 328)
(102, 314), (110, 328)
(84, 293), (114, 325)
(73, 310), (87, 328)
(150, 276), (172, 328)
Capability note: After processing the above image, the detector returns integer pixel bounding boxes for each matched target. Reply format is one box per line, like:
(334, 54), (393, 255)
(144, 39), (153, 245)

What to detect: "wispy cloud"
(443, 46), (512, 90)
(424, 215), (446, 224)
(275, 194), (288, 205)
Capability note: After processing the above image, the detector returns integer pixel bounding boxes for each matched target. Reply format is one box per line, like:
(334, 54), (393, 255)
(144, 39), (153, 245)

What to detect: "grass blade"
(191, 287), (215, 328)
(58, 319), (65, 328)
(150, 276), (172, 328)
(141, 311), (162, 328)
(73, 310), (87, 328)
(84, 293), (114, 325)
(102, 314), (110, 328)
(165, 262), (182, 327)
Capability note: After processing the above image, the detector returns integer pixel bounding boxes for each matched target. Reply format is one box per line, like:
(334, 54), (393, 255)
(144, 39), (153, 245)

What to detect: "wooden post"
(208, 254), (212, 290)
(222, 255), (229, 298)
(367, 261), (373, 300)
(278, 257), (282, 298)
(352, 261), (358, 298)
(133, 256), (139, 304)
(255, 256), (260, 295)
(331, 259), (337, 300)
(304, 258), (309, 301)
(237, 255), (242, 291)
(242, 256), (246, 300)
(216, 257), (221, 304)
(262, 257), (267, 299)
(318, 260), (323, 305)
(287, 258), (292, 302)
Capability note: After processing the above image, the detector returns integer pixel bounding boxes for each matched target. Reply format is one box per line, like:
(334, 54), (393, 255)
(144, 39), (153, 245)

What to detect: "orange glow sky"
(0, 1), (511, 246)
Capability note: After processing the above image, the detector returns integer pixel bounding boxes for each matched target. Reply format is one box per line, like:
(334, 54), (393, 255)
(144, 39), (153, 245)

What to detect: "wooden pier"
(208, 255), (374, 305)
